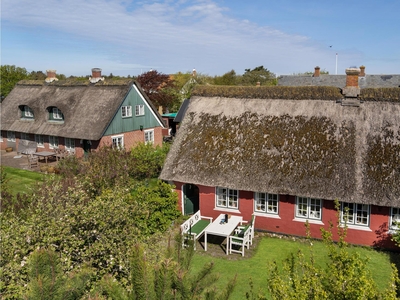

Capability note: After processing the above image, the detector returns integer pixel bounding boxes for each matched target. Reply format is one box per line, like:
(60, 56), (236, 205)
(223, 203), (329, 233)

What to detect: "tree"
(239, 66), (276, 86)
(136, 70), (178, 111)
(214, 70), (238, 85)
(95, 236), (237, 299)
(0, 65), (29, 99)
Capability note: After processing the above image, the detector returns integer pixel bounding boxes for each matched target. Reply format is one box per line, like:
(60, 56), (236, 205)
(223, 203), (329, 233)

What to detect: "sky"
(1, 0), (400, 77)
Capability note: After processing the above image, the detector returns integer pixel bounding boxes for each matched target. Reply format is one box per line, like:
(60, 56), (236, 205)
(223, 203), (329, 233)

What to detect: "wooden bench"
(180, 211), (213, 250)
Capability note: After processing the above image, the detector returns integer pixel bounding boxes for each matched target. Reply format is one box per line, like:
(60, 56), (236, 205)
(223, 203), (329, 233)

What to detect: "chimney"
(192, 68), (197, 77)
(158, 106), (163, 115)
(341, 67), (361, 106)
(45, 69), (58, 83)
(89, 68), (104, 83)
(313, 66), (320, 77)
(359, 65), (365, 77)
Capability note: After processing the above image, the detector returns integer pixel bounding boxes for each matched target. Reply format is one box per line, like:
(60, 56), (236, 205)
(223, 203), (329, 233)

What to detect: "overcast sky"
(2, 0), (399, 77)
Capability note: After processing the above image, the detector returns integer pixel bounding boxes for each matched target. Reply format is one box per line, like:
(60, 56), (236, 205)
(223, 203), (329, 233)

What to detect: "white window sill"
(254, 212), (281, 219)
(293, 218), (324, 225)
(340, 224), (372, 232)
(214, 207), (241, 214)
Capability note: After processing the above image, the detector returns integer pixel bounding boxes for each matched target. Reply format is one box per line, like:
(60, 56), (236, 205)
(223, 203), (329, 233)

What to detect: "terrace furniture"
(33, 151), (56, 165)
(204, 214), (243, 255)
(54, 148), (69, 161)
(180, 210), (213, 250)
(229, 224), (251, 256)
(28, 154), (39, 169)
(236, 214), (256, 246)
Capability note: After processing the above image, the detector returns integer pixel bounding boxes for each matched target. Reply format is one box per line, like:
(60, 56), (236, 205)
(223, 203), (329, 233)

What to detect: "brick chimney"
(359, 65), (365, 77)
(313, 66), (320, 77)
(89, 68), (104, 83)
(45, 69), (58, 83)
(341, 67), (361, 106)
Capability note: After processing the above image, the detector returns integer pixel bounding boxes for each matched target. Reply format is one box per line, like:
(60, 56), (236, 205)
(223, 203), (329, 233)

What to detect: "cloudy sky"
(2, 0), (399, 77)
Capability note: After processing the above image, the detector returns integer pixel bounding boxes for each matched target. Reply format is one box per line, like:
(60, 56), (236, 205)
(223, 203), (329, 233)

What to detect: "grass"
(1, 166), (46, 195)
(191, 235), (395, 299)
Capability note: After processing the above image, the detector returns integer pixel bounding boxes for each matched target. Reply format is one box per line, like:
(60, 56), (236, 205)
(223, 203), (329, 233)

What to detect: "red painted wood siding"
(173, 181), (397, 250)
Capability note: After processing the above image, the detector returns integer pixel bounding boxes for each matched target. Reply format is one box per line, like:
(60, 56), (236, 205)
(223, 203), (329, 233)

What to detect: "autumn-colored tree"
(136, 70), (177, 111)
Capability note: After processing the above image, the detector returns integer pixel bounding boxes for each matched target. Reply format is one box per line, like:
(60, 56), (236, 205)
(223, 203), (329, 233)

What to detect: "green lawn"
(191, 236), (395, 299)
(2, 166), (46, 195)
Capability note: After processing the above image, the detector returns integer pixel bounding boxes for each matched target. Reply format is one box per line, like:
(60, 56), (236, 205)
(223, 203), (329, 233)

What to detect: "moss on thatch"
(191, 85), (343, 100)
(17, 78), (133, 87)
(360, 88), (400, 102)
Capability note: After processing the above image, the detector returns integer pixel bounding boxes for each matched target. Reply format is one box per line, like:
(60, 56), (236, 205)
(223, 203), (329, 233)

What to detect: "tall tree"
(239, 65), (276, 86)
(214, 70), (237, 85)
(0, 65), (29, 99)
(136, 70), (177, 111)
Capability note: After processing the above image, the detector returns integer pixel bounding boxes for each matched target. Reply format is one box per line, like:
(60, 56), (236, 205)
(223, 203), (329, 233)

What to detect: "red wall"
(173, 181), (397, 250)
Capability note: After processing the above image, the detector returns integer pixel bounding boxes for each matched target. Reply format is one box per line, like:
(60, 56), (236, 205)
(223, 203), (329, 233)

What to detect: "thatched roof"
(160, 86), (400, 207)
(0, 79), (158, 140)
(278, 74), (400, 88)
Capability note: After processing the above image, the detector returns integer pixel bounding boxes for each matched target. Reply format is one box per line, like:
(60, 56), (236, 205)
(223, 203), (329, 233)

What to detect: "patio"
(1, 150), (59, 170)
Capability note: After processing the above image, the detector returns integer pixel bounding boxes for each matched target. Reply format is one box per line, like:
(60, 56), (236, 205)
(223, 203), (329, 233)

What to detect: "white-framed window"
(135, 105), (145, 116)
(7, 131), (16, 142)
(296, 197), (322, 220)
(340, 202), (369, 226)
(216, 187), (239, 209)
(49, 135), (59, 149)
(65, 138), (75, 153)
(144, 129), (154, 144)
(112, 135), (124, 149)
(52, 108), (63, 120)
(0, 133), (3, 142)
(35, 134), (45, 147)
(23, 106), (34, 118)
(390, 207), (400, 230)
(121, 106), (132, 118)
(20, 132), (29, 141)
(255, 192), (279, 214)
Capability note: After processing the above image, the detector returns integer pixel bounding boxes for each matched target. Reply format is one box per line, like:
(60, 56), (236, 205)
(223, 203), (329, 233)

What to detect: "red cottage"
(160, 67), (400, 250)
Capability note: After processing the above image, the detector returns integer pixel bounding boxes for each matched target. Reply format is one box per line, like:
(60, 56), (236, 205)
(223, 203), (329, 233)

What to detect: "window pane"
(392, 207), (400, 228)
(296, 197), (308, 217)
(255, 193), (266, 212)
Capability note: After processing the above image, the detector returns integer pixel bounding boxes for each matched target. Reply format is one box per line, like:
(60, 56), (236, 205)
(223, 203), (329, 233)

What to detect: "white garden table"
(204, 214), (243, 255)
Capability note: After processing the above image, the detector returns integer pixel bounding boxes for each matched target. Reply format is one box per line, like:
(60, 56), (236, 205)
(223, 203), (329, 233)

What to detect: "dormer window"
(48, 106), (64, 122)
(20, 105), (34, 119)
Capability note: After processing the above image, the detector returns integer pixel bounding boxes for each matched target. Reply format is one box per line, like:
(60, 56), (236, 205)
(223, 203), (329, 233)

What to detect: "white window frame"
(24, 106), (34, 118)
(52, 108), (63, 120)
(65, 138), (75, 153)
(7, 131), (16, 142)
(20, 132), (29, 141)
(389, 207), (400, 231)
(296, 197), (322, 220)
(255, 192), (279, 214)
(35, 134), (45, 148)
(0, 134), (3, 142)
(340, 202), (370, 227)
(216, 187), (239, 209)
(135, 104), (145, 116)
(144, 129), (154, 144)
(121, 105), (132, 118)
(49, 135), (59, 149)
(112, 135), (124, 149)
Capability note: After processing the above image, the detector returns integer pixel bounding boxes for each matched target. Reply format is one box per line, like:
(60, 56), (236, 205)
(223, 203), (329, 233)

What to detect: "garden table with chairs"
(33, 151), (56, 165)
(204, 213), (243, 255)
